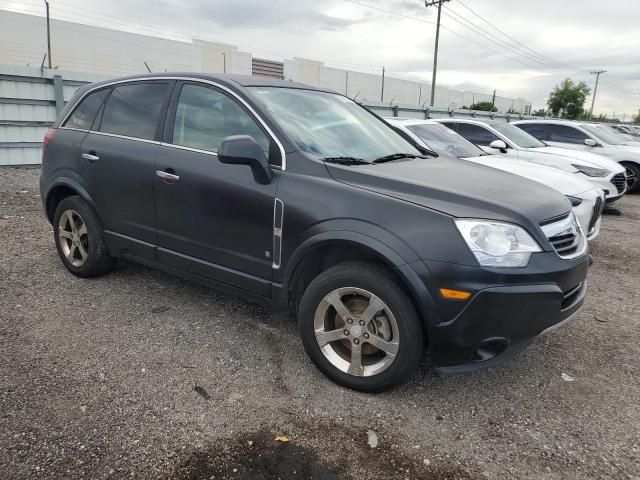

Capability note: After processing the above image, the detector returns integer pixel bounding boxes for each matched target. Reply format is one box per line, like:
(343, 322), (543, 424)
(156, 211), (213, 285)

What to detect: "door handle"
(81, 153), (100, 162)
(156, 170), (180, 182)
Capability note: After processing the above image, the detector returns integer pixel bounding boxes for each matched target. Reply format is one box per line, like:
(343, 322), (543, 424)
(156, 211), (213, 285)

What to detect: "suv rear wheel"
(298, 262), (424, 392)
(53, 195), (115, 277)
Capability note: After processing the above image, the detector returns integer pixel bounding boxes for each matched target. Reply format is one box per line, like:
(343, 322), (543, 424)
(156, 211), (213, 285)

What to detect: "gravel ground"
(1, 167), (639, 480)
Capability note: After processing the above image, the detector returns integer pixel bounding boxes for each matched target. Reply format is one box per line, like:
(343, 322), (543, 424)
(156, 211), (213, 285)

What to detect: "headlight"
(572, 164), (610, 177)
(566, 195), (582, 207)
(455, 220), (541, 267)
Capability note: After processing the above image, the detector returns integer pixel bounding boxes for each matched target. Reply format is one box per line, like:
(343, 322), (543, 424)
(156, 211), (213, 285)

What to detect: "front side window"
(172, 84), (270, 155)
(64, 89), (109, 130)
(456, 123), (500, 146)
(248, 87), (419, 160)
(100, 83), (169, 140)
(548, 125), (588, 144)
(406, 123), (484, 158)
(516, 123), (547, 141)
(492, 123), (545, 148)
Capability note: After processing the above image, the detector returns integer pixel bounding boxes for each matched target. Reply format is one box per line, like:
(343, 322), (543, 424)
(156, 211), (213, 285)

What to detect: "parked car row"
(41, 74), (597, 392)
(386, 119), (606, 240)
(512, 119), (640, 193)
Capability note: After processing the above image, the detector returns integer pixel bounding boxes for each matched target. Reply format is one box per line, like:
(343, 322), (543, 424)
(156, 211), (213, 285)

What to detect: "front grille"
(612, 172), (626, 193)
(588, 195), (604, 235)
(540, 213), (586, 259)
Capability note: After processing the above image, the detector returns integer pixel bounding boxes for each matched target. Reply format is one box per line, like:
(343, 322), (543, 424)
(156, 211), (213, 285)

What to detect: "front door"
(80, 81), (173, 259)
(154, 82), (280, 296)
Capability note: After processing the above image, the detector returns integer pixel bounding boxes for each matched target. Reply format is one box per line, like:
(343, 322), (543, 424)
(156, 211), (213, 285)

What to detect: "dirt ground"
(1, 167), (638, 479)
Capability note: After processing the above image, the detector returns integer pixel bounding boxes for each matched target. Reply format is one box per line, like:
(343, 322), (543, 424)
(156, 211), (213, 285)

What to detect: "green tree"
(547, 79), (591, 119)
(468, 101), (497, 112)
(633, 110), (640, 125)
(532, 108), (547, 116)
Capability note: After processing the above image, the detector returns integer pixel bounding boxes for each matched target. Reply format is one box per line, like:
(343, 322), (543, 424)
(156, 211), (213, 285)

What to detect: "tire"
(623, 163), (640, 194)
(53, 195), (115, 277)
(298, 261), (425, 392)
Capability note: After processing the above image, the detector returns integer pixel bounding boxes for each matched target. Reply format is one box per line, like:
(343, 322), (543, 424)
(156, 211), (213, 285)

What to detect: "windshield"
(406, 123), (484, 158)
(491, 122), (546, 148)
(248, 87), (420, 160)
(580, 124), (626, 145)
(595, 124), (631, 140)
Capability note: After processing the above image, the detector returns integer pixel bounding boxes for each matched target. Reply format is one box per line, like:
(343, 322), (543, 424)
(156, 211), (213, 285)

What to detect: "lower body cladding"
(406, 252), (590, 373)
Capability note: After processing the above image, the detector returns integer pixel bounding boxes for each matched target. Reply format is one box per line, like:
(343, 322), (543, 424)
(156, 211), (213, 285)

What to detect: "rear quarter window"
(99, 83), (170, 140)
(63, 89), (109, 130)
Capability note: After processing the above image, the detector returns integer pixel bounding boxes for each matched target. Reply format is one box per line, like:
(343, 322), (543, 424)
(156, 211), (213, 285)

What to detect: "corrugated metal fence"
(0, 68), (537, 166)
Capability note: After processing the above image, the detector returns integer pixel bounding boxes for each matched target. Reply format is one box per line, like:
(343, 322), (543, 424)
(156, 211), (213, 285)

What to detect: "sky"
(3, 0), (639, 118)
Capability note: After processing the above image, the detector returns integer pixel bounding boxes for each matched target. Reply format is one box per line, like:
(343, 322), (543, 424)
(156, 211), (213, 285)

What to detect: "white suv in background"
(387, 118), (605, 239)
(513, 119), (640, 193)
(435, 118), (628, 202)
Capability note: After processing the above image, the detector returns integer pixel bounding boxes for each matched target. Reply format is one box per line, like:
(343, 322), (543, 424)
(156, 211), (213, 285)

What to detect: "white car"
(513, 119), (640, 194)
(387, 118), (605, 239)
(434, 118), (628, 202)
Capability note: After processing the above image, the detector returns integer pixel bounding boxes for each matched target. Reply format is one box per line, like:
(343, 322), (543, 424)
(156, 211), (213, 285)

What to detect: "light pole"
(45, 0), (52, 69)
(589, 70), (606, 120)
(425, 0), (452, 106)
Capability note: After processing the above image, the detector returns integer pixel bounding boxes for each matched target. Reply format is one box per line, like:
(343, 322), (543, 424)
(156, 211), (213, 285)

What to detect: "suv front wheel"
(53, 195), (115, 277)
(299, 262), (424, 392)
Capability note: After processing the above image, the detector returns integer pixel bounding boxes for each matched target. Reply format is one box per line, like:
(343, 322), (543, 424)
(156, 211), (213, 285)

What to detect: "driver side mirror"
(218, 135), (273, 184)
(584, 138), (598, 147)
(489, 139), (508, 152)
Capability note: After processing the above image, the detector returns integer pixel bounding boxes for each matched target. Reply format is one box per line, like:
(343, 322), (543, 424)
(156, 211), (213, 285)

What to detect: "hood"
(325, 156), (571, 225)
(463, 155), (595, 196)
(529, 146), (626, 174)
(510, 149), (591, 173)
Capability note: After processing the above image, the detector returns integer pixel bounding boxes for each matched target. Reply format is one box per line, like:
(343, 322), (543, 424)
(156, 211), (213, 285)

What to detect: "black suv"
(40, 74), (589, 391)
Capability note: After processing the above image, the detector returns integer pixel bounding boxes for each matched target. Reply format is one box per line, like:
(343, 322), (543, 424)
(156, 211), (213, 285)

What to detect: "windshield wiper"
(322, 156), (371, 165)
(372, 152), (434, 163)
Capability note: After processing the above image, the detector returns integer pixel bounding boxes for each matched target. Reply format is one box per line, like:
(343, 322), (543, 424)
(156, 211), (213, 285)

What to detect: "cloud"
(59, 0), (640, 116)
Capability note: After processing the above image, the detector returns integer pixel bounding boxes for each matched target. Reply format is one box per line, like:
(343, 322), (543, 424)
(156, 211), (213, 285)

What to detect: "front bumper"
(411, 251), (589, 373)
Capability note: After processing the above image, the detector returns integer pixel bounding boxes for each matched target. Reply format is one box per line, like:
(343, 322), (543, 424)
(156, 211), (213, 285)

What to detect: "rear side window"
(548, 125), (588, 144)
(64, 89), (109, 130)
(456, 123), (500, 146)
(517, 123), (547, 140)
(172, 84), (270, 155)
(100, 83), (169, 140)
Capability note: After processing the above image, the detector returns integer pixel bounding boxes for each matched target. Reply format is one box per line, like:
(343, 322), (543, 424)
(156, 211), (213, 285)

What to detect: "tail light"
(43, 128), (56, 153)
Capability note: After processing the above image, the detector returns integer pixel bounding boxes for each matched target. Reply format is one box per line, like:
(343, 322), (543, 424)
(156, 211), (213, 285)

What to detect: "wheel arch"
(44, 178), (97, 224)
(280, 231), (440, 336)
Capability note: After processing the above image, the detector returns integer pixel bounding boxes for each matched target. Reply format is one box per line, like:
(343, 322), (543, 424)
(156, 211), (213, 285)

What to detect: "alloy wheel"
(313, 287), (400, 377)
(58, 209), (89, 267)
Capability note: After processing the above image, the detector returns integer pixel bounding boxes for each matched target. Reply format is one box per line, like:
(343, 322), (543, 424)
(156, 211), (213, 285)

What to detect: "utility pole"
(425, 0), (451, 106)
(589, 70), (606, 120)
(45, 0), (52, 69)
(380, 66), (385, 102)
(491, 89), (496, 108)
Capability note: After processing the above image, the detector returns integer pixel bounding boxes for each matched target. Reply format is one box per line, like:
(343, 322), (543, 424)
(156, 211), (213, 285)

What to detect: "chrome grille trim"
(540, 212), (587, 259)
(612, 172), (626, 194)
(588, 195), (604, 235)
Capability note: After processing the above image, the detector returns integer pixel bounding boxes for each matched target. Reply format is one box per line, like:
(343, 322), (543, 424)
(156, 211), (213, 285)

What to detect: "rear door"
(79, 81), (173, 259)
(153, 81), (280, 296)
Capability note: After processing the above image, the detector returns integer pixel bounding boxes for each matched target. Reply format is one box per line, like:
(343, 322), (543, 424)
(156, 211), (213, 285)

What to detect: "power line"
(454, 0), (579, 71)
(441, 5), (576, 71)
